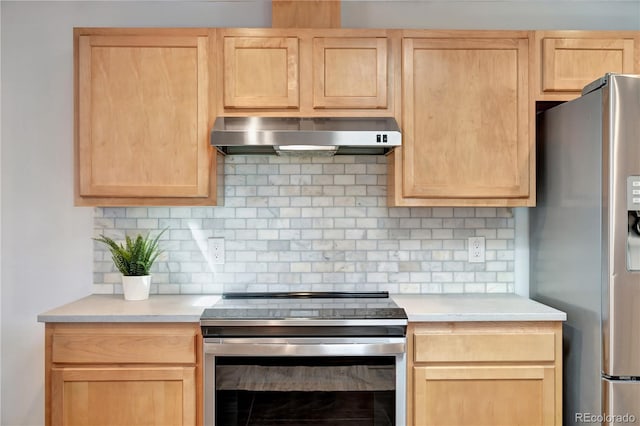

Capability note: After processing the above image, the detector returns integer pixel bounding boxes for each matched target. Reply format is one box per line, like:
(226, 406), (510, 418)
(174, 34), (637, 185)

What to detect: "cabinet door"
(312, 37), (387, 109)
(414, 365), (555, 426)
(402, 38), (530, 200)
(542, 38), (635, 92)
(51, 366), (196, 426)
(223, 36), (299, 108)
(77, 35), (210, 199)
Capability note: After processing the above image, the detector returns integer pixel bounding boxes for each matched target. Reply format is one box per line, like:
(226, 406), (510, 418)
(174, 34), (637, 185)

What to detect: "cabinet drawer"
(50, 324), (197, 364)
(414, 332), (555, 363)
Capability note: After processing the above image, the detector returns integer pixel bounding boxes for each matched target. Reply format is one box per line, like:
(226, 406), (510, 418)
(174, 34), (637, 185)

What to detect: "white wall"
(342, 0), (640, 30)
(1, 1), (638, 425)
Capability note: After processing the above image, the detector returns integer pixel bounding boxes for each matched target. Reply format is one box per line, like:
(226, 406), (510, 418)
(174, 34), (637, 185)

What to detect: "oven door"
(203, 337), (406, 426)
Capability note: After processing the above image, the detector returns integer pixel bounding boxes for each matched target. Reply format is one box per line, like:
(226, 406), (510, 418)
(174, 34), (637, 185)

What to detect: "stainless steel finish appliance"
(210, 117), (401, 155)
(201, 291), (407, 426)
(531, 73), (640, 425)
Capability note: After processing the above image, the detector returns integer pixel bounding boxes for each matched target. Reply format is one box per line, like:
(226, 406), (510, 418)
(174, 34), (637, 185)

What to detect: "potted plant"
(94, 229), (166, 301)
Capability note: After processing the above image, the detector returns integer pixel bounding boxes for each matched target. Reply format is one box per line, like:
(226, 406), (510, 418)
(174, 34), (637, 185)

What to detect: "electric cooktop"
(200, 291), (408, 338)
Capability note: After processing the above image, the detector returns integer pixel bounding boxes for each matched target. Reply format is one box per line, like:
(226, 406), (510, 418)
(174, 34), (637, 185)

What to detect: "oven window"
(215, 356), (396, 426)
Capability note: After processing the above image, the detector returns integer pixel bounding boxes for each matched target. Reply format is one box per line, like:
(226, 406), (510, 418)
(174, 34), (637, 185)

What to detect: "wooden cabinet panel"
(271, 0), (341, 28)
(218, 29), (396, 116)
(223, 36), (299, 108)
(51, 323), (197, 364)
(542, 38), (635, 92)
(77, 33), (211, 200)
(414, 331), (555, 363)
(407, 322), (562, 426)
(414, 365), (555, 426)
(312, 37), (388, 109)
(400, 36), (531, 204)
(45, 323), (201, 426)
(51, 367), (196, 426)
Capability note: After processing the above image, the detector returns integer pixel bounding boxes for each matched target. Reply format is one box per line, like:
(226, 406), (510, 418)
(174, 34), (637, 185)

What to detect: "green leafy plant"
(94, 229), (166, 276)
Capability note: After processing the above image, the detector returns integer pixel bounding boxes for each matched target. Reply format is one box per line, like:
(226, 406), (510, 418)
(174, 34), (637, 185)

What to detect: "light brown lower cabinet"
(408, 321), (562, 426)
(45, 323), (201, 426)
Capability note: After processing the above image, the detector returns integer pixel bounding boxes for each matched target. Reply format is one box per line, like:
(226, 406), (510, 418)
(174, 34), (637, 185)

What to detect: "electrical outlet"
(468, 237), (485, 263)
(208, 238), (225, 265)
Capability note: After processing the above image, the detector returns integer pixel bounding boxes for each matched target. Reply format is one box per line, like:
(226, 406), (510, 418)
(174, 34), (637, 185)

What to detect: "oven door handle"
(203, 337), (406, 357)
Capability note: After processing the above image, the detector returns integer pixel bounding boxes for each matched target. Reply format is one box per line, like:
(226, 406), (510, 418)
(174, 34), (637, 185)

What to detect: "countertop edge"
(406, 312), (567, 322)
(37, 314), (201, 323)
(37, 293), (567, 323)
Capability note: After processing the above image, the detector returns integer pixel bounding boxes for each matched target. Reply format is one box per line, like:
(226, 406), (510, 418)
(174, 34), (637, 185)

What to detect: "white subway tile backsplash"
(486, 261), (508, 271)
(93, 155), (516, 294)
(432, 229), (453, 239)
(487, 283), (509, 293)
(433, 207), (454, 218)
(114, 218), (137, 229)
(465, 283), (486, 293)
(497, 250), (515, 261)
(125, 207), (148, 218)
(444, 262), (464, 272)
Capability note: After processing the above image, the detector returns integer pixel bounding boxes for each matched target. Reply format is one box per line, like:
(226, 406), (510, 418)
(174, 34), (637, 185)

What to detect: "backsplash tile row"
(93, 155), (515, 295)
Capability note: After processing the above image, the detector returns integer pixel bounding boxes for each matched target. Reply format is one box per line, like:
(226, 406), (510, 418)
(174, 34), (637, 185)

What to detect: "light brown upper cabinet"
(222, 35), (300, 109)
(218, 29), (395, 116)
(535, 31), (639, 101)
(389, 32), (533, 207)
(75, 29), (219, 206)
(312, 37), (388, 109)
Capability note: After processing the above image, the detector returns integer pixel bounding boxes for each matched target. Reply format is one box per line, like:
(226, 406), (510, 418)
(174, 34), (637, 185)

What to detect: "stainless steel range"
(200, 291), (408, 426)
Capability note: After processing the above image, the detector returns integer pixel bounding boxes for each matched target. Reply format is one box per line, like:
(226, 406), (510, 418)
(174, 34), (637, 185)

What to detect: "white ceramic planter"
(121, 275), (151, 301)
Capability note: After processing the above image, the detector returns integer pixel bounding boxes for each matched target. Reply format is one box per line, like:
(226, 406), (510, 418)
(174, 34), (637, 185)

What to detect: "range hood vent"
(210, 117), (401, 155)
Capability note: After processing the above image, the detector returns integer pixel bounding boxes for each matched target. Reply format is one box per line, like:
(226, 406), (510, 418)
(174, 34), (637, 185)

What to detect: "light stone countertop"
(393, 293), (566, 322)
(37, 293), (565, 323)
(37, 294), (221, 323)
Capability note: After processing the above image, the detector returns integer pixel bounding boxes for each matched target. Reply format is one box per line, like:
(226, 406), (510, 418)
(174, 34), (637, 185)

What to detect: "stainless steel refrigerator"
(531, 73), (640, 425)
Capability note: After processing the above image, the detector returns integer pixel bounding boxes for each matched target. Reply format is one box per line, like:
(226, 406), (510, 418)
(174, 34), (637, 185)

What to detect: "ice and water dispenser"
(627, 176), (640, 270)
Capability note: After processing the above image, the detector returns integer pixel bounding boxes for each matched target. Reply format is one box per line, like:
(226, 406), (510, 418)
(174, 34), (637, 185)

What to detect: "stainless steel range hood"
(210, 117), (401, 155)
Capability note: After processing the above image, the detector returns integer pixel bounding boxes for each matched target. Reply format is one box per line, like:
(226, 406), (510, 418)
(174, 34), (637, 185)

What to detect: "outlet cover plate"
(208, 238), (225, 265)
(468, 237), (485, 263)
